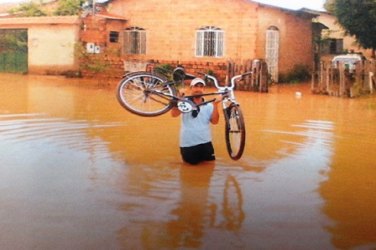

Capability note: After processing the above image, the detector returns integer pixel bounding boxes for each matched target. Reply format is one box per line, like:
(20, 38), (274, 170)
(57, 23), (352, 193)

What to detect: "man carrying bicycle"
(171, 78), (221, 165)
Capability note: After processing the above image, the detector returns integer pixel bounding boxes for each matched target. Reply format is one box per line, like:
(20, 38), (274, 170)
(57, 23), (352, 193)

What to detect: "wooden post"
(320, 61), (325, 93)
(339, 63), (345, 97)
(370, 72), (374, 94)
(326, 64), (330, 95)
(247, 59), (252, 91)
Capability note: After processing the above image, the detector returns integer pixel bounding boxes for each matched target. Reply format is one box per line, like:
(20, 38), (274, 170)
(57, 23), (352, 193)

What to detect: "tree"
(0, 32), (27, 53)
(10, 2), (47, 17)
(54, 0), (84, 16)
(323, 0), (335, 12)
(325, 0), (376, 57)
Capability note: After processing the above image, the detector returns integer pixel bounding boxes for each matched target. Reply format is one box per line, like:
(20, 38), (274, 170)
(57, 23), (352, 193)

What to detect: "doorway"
(0, 29), (28, 73)
(265, 26), (279, 83)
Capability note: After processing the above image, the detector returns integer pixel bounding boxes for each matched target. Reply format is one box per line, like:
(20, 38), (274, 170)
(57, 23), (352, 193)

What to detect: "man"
(171, 77), (221, 165)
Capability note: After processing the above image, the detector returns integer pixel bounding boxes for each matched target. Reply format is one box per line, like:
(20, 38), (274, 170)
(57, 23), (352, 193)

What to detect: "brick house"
(0, 0), (317, 82)
(81, 0), (317, 82)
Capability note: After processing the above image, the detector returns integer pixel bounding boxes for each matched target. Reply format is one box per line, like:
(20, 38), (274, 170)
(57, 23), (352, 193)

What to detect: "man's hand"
(214, 94), (223, 104)
(171, 89), (186, 117)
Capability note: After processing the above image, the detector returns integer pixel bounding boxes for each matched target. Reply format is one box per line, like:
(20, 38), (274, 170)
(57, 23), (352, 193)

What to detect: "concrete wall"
(0, 16), (80, 74)
(317, 12), (373, 59)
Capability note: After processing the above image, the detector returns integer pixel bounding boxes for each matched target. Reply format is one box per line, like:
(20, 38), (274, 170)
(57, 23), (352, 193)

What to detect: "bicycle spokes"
(116, 73), (176, 117)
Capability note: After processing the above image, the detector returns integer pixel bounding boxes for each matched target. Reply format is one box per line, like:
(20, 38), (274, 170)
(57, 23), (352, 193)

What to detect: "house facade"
(0, 0), (317, 82)
(0, 16), (80, 75)
(97, 0), (316, 82)
(315, 11), (374, 60)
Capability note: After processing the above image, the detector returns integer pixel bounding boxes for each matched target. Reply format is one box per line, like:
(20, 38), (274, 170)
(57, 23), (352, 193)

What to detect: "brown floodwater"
(0, 73), (375, 249)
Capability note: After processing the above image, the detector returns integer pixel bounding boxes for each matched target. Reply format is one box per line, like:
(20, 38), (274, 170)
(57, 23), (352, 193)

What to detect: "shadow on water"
(1, 74), (376, 249)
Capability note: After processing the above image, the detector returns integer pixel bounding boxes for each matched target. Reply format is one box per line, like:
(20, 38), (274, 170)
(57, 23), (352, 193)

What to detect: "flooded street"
(1, 73), (376, 249)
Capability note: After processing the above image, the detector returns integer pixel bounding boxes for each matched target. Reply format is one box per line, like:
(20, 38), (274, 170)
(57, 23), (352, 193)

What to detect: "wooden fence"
(312, 60), (376, 97)
(226, 59), (269, 92)
(121, 59), (269, 92)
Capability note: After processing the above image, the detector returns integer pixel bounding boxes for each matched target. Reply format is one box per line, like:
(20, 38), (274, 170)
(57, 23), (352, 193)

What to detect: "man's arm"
(171, 105), (181, 117)
(210, 99), (221, 124)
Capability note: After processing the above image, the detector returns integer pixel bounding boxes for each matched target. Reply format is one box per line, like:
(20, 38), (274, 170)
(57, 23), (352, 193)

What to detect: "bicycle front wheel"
(224, 104), (246, 160)
(116, 72), (176, 117)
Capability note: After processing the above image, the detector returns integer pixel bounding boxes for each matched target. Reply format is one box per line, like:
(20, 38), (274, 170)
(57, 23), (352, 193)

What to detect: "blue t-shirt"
(180, 103), (214, 147)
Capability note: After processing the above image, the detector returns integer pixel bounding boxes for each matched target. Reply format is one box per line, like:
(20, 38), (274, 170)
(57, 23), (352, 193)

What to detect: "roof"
(299, 8), (328, 15)
(251, 1), (319, 18)
(312, 22), (329, 30)
(0, 15), (80, 25)
(93, 13), (127, 21)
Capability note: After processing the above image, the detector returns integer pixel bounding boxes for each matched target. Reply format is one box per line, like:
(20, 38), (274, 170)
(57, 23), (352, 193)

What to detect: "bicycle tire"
(223, 175), (245, 229)
(116, 72), (177, 117)
(224, 104), (246, 160)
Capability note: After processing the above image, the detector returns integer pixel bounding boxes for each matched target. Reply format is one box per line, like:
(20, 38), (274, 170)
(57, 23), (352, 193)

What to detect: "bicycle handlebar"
(197, 71), (253, 90)
(231, 71), (253, 87)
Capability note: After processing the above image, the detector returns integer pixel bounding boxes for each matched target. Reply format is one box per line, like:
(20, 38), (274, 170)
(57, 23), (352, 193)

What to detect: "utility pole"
(92, 0), (96, 15)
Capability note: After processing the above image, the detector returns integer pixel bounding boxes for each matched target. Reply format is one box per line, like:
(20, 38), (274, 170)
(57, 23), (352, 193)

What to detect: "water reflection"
(1, 74), (376, 249)
(219, 175), (245, 230)
(167, 164), (215, 248)
(116, 162), (247, 249)
(319, 96), (376, 249)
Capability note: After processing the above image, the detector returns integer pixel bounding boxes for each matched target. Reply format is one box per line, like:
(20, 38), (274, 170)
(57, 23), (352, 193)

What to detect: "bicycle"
(116, 67), (250, 160)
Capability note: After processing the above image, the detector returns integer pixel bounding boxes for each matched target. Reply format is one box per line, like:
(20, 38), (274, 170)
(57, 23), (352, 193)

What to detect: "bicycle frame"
(145, 72), (250, 113)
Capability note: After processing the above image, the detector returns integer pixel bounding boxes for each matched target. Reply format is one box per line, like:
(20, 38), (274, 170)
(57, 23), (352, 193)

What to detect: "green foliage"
(154, 64), (174, 79)
(327, 0), (376, 55)
(10, 1), (47, 17)
(0, 31), (27, 53)
(203, 69), (216, 86)
(54, 0), (84, 16)
(9, 0), (83, 16)
(279, 64), (311, 83)
(75, 43), (109, 75)
(324, 0), (335, 12)
(206, 69), (215, 76)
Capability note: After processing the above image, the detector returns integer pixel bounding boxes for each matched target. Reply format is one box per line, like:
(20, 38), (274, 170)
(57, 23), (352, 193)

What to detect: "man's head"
(190, 78), (206, 96)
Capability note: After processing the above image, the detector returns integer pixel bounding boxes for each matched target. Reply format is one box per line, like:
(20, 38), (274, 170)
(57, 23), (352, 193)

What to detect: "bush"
(154, 64), (174, 79)
(279, 64), (311, 83)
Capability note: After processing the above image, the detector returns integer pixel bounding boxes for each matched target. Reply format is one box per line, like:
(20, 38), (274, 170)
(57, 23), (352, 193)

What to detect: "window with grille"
(124, 27), (146, 54)
(196, 26), (224, 57)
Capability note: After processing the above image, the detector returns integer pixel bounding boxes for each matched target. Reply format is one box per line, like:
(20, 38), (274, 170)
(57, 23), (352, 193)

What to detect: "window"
(109, 31), (119, 43)
(329, 38), (343, 54)
(196, 26), (224, 57)
(124, 27), (146, 54)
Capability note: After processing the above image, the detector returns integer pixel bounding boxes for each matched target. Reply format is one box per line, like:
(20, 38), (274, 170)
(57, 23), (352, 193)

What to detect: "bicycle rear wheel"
(116, 72), (176, 117)
(224, 104), (246, 160)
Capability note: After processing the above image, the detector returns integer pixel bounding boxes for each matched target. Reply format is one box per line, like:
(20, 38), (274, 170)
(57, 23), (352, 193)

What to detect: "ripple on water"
(0, 112), (125, 159)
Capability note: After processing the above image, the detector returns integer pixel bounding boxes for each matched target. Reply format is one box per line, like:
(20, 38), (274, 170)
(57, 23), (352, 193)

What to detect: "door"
(0, 29), (28, 73)
(265, 27), (279, 83)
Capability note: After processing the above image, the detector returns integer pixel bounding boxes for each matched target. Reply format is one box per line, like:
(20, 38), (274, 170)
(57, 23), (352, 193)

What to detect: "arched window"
(124, 27), (146, 54)
(196, 26), (224, 57)
(265, 26), (280, 82)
